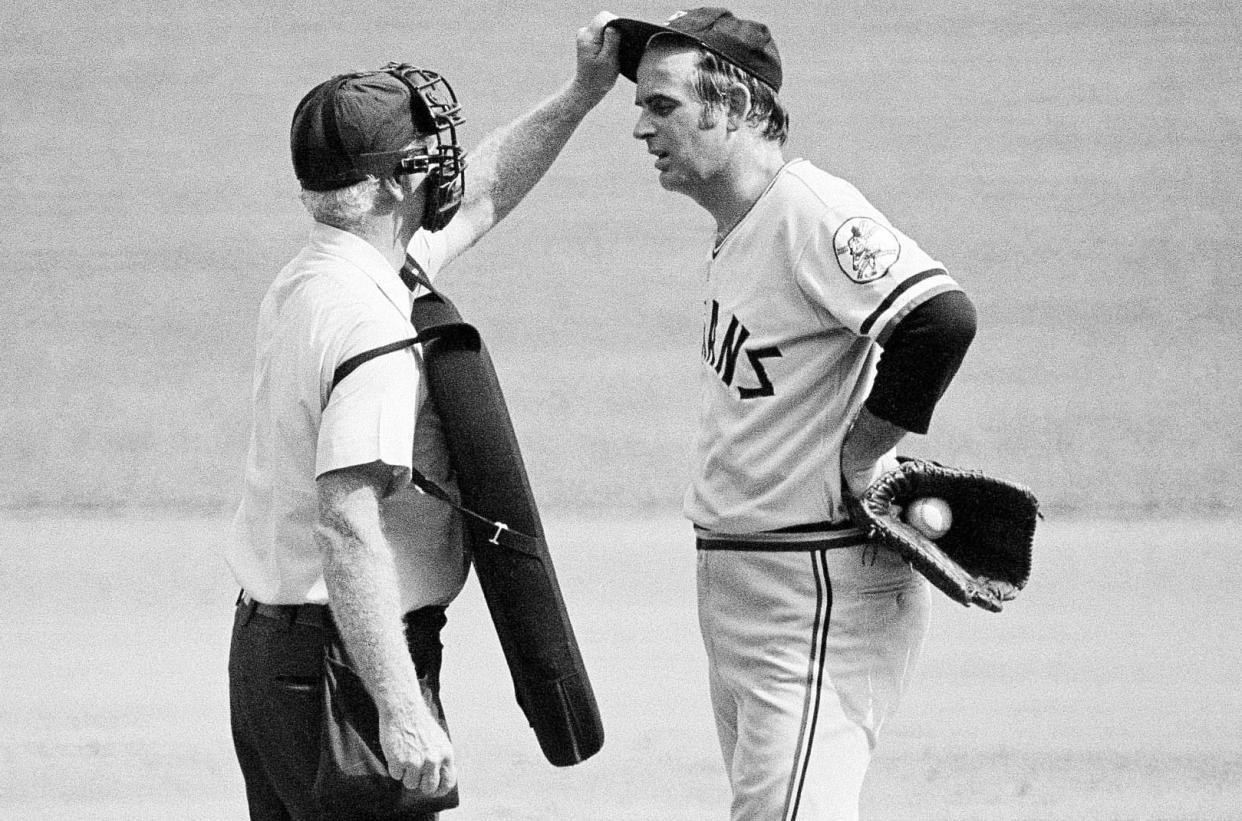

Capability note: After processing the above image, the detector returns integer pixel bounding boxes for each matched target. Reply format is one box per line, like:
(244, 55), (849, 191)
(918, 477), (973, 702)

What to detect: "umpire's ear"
(375, 174), (418, 217)
(724, 83), (751, 131)
(381, 174), (410, 201)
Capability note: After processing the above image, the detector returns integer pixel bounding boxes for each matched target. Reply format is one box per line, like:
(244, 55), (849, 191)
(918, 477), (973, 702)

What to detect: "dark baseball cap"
(606, 7), (782, 91)
(291, 71), (436, 191)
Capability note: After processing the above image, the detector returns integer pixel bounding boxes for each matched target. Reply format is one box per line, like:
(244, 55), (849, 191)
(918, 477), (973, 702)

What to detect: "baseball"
(905, 497), (952, 539)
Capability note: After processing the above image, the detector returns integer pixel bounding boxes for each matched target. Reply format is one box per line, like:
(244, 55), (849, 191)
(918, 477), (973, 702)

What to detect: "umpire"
(226, 16), (620, 820)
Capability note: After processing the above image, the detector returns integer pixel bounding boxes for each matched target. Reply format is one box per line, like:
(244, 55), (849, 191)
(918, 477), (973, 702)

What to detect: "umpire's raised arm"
(438, 12), (620, 264)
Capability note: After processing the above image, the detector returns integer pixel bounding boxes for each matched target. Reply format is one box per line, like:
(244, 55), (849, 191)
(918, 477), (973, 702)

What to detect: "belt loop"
(279, 606), (297, 631)
(237, 590), (256, 626)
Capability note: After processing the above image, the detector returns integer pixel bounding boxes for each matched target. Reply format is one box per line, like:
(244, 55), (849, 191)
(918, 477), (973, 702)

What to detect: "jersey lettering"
(715, 315), (750, 385)
(702, 300), (719, 367)
(739, 347), (781, 399)
(702, 300), (783, 399)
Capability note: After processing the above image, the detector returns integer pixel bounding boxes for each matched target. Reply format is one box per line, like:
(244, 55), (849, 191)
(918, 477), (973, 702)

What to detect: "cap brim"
(606, 18), (692, 83)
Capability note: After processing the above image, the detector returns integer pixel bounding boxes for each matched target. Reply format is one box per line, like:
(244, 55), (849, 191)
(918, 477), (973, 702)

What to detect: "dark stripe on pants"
(787, 549), (833, 820)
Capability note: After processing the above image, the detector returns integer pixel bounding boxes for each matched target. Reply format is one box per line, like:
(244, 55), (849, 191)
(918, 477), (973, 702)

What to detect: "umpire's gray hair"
(299, 176), (382, 229)
(298, 137), (431, 229)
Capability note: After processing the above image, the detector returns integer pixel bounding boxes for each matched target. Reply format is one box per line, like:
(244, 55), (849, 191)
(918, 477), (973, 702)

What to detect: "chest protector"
(329, 277), (604, 767)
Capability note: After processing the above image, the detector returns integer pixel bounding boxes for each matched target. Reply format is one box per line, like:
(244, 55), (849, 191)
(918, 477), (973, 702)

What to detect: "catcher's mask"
(291, 61), (466, 231)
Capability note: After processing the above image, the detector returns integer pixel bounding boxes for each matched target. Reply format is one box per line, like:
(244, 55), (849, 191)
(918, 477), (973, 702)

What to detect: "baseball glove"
(852, 458), (1039, 613)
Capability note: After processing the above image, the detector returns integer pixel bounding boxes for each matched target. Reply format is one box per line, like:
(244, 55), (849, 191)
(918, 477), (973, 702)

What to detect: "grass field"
(2, 0), (1240, 818)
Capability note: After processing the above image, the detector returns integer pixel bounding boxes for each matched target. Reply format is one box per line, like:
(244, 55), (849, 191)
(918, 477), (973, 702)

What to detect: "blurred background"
(3, 0), (1239, 519)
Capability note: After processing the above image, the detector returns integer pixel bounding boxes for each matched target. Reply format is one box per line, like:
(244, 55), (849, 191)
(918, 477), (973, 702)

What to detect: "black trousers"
(228, 596), (449, 821)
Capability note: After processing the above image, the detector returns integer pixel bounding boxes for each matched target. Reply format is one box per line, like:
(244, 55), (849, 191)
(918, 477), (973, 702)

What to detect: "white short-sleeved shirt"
(687, 159), (962, 534)
(227, 223), (467, 610)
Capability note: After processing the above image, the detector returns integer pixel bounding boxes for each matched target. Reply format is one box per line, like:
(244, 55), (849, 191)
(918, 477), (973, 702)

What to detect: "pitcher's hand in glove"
(851, 458), (1039, 612)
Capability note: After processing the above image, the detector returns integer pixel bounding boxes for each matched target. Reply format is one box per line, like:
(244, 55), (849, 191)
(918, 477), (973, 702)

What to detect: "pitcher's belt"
(695, 521), (868, 552)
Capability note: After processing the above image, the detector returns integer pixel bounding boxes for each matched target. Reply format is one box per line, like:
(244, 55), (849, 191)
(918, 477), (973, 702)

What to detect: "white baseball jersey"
(228, 224), (467, 612)
(687, 158), (962, 534)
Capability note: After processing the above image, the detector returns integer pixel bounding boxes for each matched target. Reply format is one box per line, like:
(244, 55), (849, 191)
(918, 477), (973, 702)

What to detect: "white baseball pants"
(697, 544), (930, 821)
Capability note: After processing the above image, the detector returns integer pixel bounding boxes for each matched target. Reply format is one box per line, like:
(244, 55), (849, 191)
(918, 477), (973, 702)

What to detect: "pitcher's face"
(633, 45), (730, 197)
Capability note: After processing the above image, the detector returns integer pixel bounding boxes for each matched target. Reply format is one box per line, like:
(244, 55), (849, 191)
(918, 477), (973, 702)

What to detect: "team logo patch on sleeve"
(834, 217), (901, 283)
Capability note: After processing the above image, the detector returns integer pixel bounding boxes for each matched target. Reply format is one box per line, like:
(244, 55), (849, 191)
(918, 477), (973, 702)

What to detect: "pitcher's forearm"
(840, 407), (908, 497)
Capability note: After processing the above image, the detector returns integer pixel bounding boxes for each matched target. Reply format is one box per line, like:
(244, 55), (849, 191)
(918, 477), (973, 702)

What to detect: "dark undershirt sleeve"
(864, 289), (977, 435)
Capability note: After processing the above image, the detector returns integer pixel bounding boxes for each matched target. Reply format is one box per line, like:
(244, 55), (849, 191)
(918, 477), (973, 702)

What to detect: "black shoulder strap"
(327, 255), (538, 554)
(400, 255), (436, 294)
(407, 465), (539, 555)
(329, 325), (461, 395)
(327, 253), (453, 394)
(331, 337), (416, 393)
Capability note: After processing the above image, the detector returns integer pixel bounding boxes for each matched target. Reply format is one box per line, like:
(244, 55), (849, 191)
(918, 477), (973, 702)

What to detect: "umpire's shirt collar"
(308, 221), (413, 317)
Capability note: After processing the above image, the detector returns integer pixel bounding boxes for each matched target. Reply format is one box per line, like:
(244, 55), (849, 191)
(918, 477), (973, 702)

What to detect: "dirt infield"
(1, 514), (1237, 819)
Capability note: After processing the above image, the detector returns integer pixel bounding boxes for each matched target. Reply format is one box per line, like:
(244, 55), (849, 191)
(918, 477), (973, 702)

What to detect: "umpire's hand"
(380, 697), (457, 796)
(572, 11), (621, 106)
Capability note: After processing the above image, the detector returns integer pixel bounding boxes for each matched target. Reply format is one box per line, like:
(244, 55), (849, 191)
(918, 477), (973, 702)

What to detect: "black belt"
(696, 536), (867, 552)
(765, 519), (855, 534)
(696, 521), (868, 552)
(236, 591), (331, 629)
(235, 592), (448, 633)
